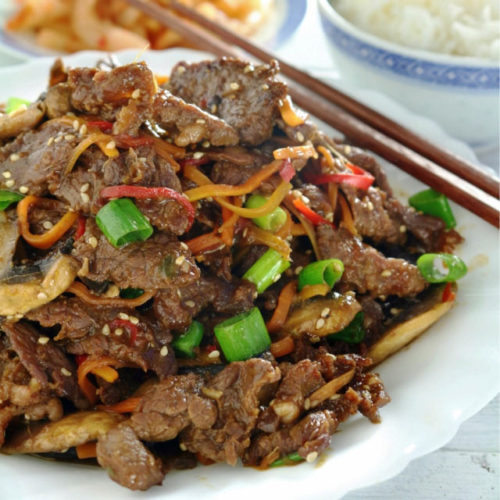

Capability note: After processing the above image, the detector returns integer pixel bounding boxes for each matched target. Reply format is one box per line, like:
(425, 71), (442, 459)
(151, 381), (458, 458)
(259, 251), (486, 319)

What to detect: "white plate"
(0, 0), (306, 62)
(0, 49), (498, 500)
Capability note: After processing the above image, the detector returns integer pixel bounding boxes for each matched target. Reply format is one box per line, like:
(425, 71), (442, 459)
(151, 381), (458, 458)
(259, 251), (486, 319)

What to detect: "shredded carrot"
(270, 335), (295, 358)
(291, 223), (307, 236)
(98, 396), (142, 414)
(244, 225), (291, 259)
(155, 74), (169, 86)
(152, 136), (186, 159)
(284, 197), (320, 260)
(185, 231), (225, 255)
(65, 133), (117, 174)
(298, 283), (331, 301)
(275, 208), (293, 240)
(91, 365), (119, 383)
(218, 200), (240, 247)
(279, 95), (305, 127)
(317, 145), (335, 169)
(76, 442), (97, 460)
(77, 356), (123, 405)
(184, 160), (283, 201)
(328, 182), (339, 217)
(67, 281), (155, 307)
(17, 196), (79, 250)
(273, 143), (317, 161)
(267, 281), (297, 333)
(338, 193), (357, 235)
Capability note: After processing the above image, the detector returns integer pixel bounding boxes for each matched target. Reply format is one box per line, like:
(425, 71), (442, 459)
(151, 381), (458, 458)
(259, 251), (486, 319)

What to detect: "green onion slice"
(0, 190), (24, 211)
(409, 189), (456, 229)
(270, 452), (304, 467)
(298, 259), (344, 291)
(96, 198), (153, 247)
(173, 321), (204, 358)
(5, 97), (30, 114)
(243, 248), (290, 294)
(245, 194), (287, 232)
(328, 311), (365, 344)
(417, 253), (467, 283)
(214, 307), (271, 362)
(119, 288), (144, 299)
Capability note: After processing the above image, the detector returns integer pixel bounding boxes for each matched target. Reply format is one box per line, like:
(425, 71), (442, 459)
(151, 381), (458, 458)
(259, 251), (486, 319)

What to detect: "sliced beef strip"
(72, 218), (199, 290)
(317, 225), (427, 298)
(349, 371), (390, 423)
(210, 160), (262, 186)
(169, 58), (288, 146)
(180, 359), (281, 465)
(0, 121), (79, 196)
(130, 373), (217, 442)
(97, 422), (165, 491)
(27, 297), (176, 379)
(67, 62), (156, 135)
(1, 322), (87, 409)
(44, 83), (72, 119)
(153, 90), (239, 147)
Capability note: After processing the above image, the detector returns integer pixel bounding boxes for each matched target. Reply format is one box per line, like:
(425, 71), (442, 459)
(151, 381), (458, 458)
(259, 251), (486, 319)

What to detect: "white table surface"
(0, 1), (498, 498)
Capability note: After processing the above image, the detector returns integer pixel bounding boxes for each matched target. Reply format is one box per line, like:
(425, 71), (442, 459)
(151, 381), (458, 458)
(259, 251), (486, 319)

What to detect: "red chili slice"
(86, 120), (113, 133)
(292, 197), (332, 226)
(74, 216), (86, 240)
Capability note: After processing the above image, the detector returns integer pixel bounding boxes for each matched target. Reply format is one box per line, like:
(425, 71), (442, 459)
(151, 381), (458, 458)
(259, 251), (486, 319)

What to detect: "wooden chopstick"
(124, 0), (500, 227)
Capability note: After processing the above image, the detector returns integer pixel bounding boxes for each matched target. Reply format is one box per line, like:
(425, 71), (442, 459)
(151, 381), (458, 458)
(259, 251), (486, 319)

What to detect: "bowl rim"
(318, 0), (499, 69)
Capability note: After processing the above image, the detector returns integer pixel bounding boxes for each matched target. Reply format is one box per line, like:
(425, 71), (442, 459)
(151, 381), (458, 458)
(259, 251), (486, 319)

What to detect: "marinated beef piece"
(27, 297), (176, 379)
(130, 373), (217, 441)
(297, 184), (333, 219)
(73, 219), (199, 289)
(180, 359), (280, 465)
(277, 118), (320, 145)
(0, 211), (19, 278)
(0, 121), (79, 196)
(350, 371), (390, 423)
(48, 58), (68, 87)
(97, 422), (165, 491)
(169, 58), (287, 146)
(68, 62), (156, 134)
(357, 295), (385, 345)
(317, 225), (427, 298)
(210, 160), (262, 186)
(44, 83), (72, 119)
(0, 101), (45, 140)
(153, 90), (239, 147)
(1, 322), (87, 408)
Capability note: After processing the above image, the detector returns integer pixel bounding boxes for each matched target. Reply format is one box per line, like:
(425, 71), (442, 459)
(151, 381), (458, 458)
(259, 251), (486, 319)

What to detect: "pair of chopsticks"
(126, 0), (499, 227)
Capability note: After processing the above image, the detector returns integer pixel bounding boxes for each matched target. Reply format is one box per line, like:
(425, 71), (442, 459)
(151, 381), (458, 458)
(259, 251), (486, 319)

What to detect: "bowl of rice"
(318, 0), (500, 148)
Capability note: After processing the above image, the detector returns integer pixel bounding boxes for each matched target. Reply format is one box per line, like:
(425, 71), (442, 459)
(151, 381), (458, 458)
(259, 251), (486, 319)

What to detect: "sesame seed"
(160, 346), (169, 357)
(64, 134), (75, 141)
(105, 285), (120, 298)
(180, 242), (189, 250)
(261, 84), (269, 90)
(175, 255), (186, 265)
(179, 443), (187, 451)
(310, 335), (321, 343)
(366, 201), (374, 211)
(306, 452), (318, 463)
(54, 135), (63, 143)
(185, 300), (195, 308)
(9, 153), (20, 162)
(131, 89), (141, 99)
(129, 316), (139, 325)
(296, 132), (304, 142)
(88, 236), (98, 248)
(79, 124), (87, 135)
(2, 171), (11, 178)
(294, 266), (303, 275)
(118, 312), (129, 320)
(38, 336), (50, 345)
(195, 118), (206, 124)
(114, 328), (124, 336)
(321, 307), (330, 318)
(202, 140), (210, 148)
(344, 145), (352, 154)
(325, 212), (334, 222)
(208, 350), (220, 359)
(390, 308), (401, 315)
(243, 64), (253, 73)
(80, 192), (90, 204)
(211, 104), (217, 113)
(273, 273), (282, 283)
(193, 151), (204, 159)
(102, 324), (110, 335)
(381, 270), (392, 278)
(47, 136), (54, 146)
(5, 179), (14, 188)
(106, 141), (116, 150)
(80, 183), (90, 193)
(399, 225), (407, 233)
(304, 398), (311, 410)
(176, 65), (186, 74)
(37, 291), (48, 300)
(19, 185), (28, 194)
(60, 368), (72, 377)
(72, 120), (79, 130)
(9, 104), (27, 116)
(229, 82), (239, 90)
(315, 318), (325, 330)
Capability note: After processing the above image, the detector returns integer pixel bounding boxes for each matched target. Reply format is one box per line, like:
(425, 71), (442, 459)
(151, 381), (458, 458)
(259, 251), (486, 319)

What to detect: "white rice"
(333, 0), (500, 60)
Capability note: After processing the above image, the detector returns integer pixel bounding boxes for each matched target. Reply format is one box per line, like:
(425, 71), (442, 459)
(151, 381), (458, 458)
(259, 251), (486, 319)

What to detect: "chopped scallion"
(214, 307), (271, 362)
(0, 190), (24, 211)
(5, 97), (30, 114)
(245, 194), (287, 232)
(328, 311), (365, 344)
(298, 259), (344, 291)
(173, 321), (204, 358)
(409, 189), (456, 229)
(119, 288), (144, 299)
(243, 248), (290, 293)
(417, 253), (467, 283)
(270, 451), (304, 467)
(96, 198), (153, 247)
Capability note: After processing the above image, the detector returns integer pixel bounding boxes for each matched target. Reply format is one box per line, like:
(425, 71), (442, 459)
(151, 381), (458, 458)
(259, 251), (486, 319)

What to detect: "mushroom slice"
(0, 102), (45, 139)
(2, 411), (125, 454)
(368, 284), (456, 366)
(0, 211), (19, 278)
(283, 293), (362, 337)
(0, 255), (79, 316)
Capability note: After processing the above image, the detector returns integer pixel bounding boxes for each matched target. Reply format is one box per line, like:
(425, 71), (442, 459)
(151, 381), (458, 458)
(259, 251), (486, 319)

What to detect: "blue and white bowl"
(318, 0), (500, 147)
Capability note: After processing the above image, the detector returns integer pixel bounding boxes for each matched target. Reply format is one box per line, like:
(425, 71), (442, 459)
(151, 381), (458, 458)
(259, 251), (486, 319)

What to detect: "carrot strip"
(17, 195), (79, 250)
(338, 193), (357, 235)
(77, 356), (123, 405)
(184, 160), (283, 201)
(273, 144), (317, 161)
(218, 202), (240, 247)
(76, 442), (97, 460)
(274, 208), (292, 240)
(317, 145), (335, 169)
(67, 281), (155, 307)
(185, 232), (225, 255)
(91, 366), (119, 383)
(152, 136), (186, 159)
(98, 396), (142, 414)
(244, 225), (291, 259)
(298, 283), (330, 301)
(267, 281), (297, 333)
(270, 336), (295, 358)
(291, 223), (307, 236)
(65, 133), (117, 174)
(284, 198), (320, 260)
(279, 95), (305, 127)
(328, 182), (339, 216)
